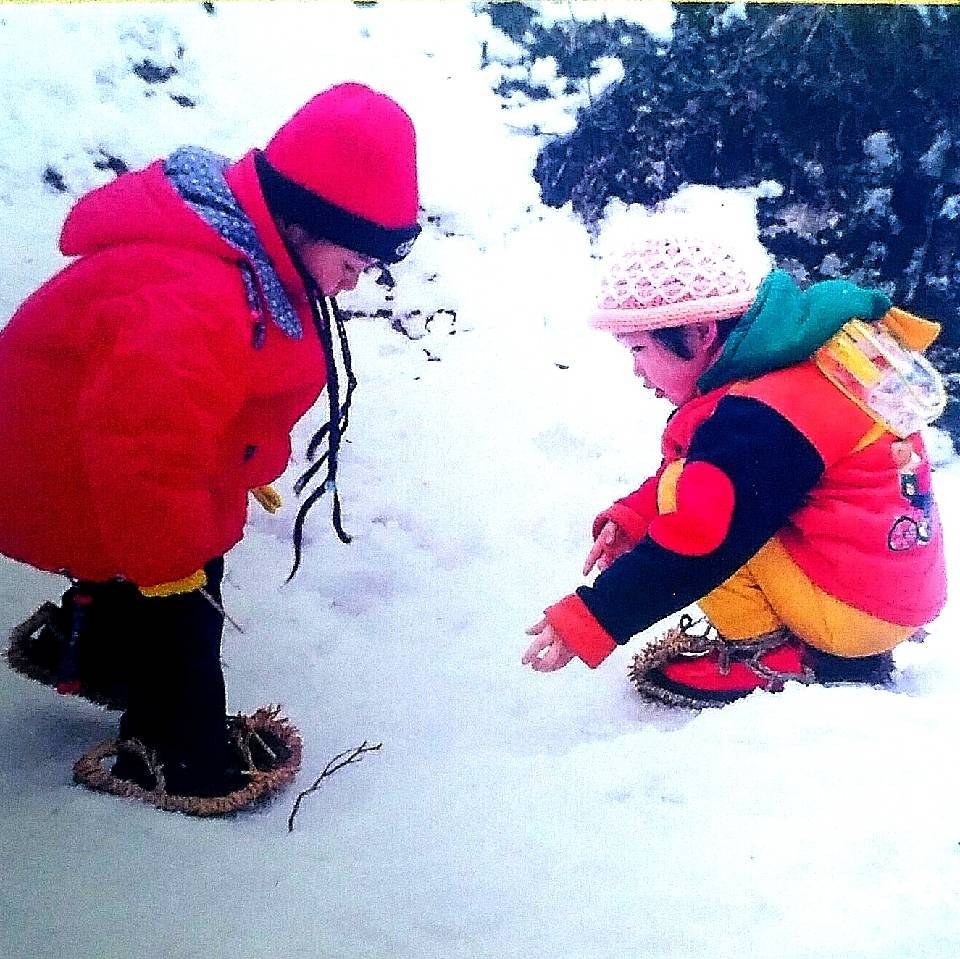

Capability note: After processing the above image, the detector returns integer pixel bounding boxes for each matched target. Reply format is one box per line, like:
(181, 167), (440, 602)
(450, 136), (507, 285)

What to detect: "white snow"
(529, 53), (561, 89)
(719, 3), (750, 27)
(940, 195), (960, 221)
(589, 54), (626, 98)
(863, 131), (898, 171)
(2, 4), (960, 959)
(920, 131), (952, 179)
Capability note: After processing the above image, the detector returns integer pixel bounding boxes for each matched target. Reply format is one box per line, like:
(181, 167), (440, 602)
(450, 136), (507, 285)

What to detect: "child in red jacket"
(523, 229), (947, 707)
(2, 83), (421, 813)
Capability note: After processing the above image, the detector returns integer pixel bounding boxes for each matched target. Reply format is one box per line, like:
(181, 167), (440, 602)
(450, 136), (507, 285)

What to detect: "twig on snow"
(287, 741), (382, 832)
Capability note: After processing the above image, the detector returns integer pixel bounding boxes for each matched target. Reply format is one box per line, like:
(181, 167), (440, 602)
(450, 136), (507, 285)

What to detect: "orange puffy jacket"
(0, 151), (326, 586)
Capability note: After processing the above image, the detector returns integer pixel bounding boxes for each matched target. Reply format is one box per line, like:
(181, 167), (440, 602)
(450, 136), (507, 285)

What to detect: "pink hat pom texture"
(591, 235), (759, 332)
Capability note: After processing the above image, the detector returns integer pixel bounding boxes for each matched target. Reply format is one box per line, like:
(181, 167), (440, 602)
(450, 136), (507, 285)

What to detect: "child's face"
(284, 226), (376, 296)
(616, 325), (717, 405)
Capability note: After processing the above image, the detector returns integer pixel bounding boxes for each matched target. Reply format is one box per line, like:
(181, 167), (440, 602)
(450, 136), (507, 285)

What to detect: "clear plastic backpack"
(814, 310), (947, 438)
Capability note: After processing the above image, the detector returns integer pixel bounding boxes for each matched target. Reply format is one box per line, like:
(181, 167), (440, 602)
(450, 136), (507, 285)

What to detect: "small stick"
(198, 587), (245, 634)
(287, 741), (382, 833)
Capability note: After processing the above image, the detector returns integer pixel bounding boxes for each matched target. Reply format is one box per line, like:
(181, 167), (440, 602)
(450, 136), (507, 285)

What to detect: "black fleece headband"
(254, 151), (420, 264)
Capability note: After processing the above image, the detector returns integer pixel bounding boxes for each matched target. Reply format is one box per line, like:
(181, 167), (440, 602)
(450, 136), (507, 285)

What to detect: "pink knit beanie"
(590, 233), (761, 332)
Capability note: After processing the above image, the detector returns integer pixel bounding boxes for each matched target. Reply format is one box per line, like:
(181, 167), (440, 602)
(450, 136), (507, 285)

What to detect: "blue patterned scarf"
(164, 146), (302, 341)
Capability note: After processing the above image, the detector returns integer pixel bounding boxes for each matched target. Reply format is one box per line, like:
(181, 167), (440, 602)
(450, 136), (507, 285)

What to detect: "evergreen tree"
(524, 4), (960, 341)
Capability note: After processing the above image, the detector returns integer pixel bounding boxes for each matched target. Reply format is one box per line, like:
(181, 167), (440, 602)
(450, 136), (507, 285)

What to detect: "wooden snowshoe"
(5, 602), (128, 711)
(73, 706), (302, 817)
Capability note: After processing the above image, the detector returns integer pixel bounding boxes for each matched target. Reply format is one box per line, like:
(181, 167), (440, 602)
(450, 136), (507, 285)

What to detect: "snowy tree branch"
(287, 741), (383, 833)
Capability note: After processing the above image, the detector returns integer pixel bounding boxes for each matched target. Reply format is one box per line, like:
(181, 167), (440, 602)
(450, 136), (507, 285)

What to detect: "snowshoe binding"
(629, 614), (897, 709)
(73, 706), (302, 817)
(628, 614), (815, 709)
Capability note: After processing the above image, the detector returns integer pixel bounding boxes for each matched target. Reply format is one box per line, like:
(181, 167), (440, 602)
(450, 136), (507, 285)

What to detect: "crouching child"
(522, 229), (947, 708)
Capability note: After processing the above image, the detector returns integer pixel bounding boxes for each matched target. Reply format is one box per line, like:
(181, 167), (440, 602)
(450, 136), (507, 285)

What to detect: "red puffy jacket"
(0, 151), (327, 586)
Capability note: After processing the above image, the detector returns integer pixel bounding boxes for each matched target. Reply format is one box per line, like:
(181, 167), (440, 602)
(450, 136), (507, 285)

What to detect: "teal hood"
(698, 270), (892, 392)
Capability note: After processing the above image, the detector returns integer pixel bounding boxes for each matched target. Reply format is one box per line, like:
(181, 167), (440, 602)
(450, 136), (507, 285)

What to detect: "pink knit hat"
(590, 233), (760, 332)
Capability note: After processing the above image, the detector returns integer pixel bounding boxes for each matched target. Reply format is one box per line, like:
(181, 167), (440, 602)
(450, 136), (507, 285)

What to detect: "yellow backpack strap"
(882, 307), (940, 351)
(251, 484), (283, 513)
(851, 420), (888, 455)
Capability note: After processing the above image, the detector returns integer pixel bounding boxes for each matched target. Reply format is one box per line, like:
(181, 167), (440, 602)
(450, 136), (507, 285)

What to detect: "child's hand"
(522, 619), (576, 672)
(583, 520), (629, 576)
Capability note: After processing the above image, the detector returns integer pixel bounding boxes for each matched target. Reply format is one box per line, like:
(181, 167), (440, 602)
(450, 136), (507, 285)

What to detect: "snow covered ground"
(2, 3), (959, 958)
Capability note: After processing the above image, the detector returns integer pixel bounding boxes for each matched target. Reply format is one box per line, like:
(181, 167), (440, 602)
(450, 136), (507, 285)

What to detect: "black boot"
(76, 705), (302, 816)
(802, 645), (895, 686)
(114, 558), (246, 797)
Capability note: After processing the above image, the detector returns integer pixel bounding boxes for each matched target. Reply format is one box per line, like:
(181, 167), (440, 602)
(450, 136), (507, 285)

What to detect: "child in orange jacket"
(523, 230), (947, 707)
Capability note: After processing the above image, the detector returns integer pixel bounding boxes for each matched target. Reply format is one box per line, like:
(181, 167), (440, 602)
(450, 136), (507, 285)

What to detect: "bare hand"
(522, 618), (576, 672)
(583, 520), (627, 576)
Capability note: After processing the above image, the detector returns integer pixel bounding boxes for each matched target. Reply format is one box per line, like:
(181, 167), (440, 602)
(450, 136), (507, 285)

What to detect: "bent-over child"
(0, 83), (421, 813)
(522, 228), (947, 708)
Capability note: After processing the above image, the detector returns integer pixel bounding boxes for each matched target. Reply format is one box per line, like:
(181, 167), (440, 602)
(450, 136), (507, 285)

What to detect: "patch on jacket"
(887, 439), (934, 551)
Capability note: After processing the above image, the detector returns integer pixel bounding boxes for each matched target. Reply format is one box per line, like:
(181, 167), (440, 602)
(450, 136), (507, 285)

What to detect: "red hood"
(58, 152), (310, 317)
(59, 159), (233, 259)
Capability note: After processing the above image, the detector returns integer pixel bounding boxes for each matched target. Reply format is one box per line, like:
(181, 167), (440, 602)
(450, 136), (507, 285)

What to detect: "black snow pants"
(114, 558), (230, 787)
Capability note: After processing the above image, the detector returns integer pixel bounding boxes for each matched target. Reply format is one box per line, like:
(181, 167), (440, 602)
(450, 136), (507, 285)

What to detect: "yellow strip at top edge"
(7, 1), (960, 5)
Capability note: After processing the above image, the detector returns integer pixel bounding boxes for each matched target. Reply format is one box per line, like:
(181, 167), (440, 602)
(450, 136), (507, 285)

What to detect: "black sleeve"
(576, 396), (825, 645)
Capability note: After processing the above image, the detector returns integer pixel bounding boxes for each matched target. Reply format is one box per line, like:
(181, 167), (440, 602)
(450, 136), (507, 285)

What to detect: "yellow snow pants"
(698, 537), (915, 657)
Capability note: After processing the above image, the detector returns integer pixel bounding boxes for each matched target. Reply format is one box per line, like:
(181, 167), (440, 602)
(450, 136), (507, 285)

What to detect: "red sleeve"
(592, 472), (662, 544)
(545, 593), (617, 668)
(645, 461), (736, 557)
(78, 287), (251, 586)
